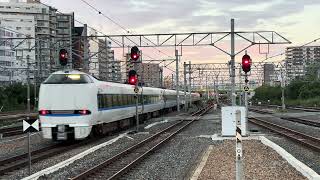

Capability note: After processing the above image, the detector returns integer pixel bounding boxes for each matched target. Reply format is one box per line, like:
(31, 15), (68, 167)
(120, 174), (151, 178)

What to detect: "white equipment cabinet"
(221, 106), (247, 136)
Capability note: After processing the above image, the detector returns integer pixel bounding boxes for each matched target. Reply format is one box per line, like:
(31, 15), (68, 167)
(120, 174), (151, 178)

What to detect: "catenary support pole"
(230, 19), (236, 106)
(189, 61), (192, 108)
(27, 38), (31, 175)
(175, 49), (180, 112)
(184, 62), (187, 111)
(171, 73), (174, 89)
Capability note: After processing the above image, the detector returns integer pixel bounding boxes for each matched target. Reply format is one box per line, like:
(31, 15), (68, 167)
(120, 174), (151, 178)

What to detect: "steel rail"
(70, 105), (212, 180)
(249, 117), (320, 152)
(0, 126), (23, 137)
(281, 117), (320, 128)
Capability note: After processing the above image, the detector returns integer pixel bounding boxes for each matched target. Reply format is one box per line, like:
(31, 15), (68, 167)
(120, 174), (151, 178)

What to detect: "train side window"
(129, 95), (133, 105)
(106, 94), (112, 107)
(130, 95), (135, 105)
(118, 95), (123, 106)
(112, 95), (118, 106)
(123, 95), (128, 106)
(97, 94), (102, 108)
(102, 94), (107, 108)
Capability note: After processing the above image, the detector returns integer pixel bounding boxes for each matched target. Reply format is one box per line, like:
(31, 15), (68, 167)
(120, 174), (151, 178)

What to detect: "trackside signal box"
(221, 106), (247, 136)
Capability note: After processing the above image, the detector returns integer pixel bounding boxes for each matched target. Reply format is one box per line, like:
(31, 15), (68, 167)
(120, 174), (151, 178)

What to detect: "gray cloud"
(43, 0), (320, 34)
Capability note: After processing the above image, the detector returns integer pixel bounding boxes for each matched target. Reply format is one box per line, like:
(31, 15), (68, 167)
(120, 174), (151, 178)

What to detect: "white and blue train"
(38, 70), (200, 140)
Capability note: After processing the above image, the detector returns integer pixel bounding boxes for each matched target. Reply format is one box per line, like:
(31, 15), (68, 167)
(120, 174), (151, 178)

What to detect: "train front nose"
(39, 109), (93, 140)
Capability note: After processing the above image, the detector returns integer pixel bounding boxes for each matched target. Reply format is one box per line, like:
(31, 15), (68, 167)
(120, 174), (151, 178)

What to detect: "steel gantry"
(1, 19), (292, 107)
(185, 61), (287, 91)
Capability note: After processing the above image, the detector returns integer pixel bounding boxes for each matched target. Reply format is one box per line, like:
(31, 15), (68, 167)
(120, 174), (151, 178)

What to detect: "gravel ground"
(0, 132), (56, 161)
(267, 135), (320, 175)
(198, 140), (307, 180)
(120, 109), (221, 180)
(2, 107), (199, 180)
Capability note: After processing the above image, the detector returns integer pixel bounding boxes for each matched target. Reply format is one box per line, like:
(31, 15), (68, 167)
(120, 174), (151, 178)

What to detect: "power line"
(260, 37), (320, 63)
(79, 0), (175, 60)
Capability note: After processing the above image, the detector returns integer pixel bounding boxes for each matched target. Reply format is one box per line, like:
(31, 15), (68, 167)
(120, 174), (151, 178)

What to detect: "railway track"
(281, 116), (320, 127)
(0, 126), (23, 138)
(267, 105), (320, 112)
(250, 107), (320, 128)
(69, 105), (212, 180)
(249, 108), (273, 114)
(0, 113), (38, 121)
(0, 139), (96, 176)
(249, 117), (320, 152)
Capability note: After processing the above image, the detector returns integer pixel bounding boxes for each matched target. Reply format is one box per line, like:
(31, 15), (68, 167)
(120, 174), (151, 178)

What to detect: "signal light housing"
(59, 49), (68, 66)
(130, 46), (140, 61)
(128, 69), (138, 85)
(242, 54), (251, 73)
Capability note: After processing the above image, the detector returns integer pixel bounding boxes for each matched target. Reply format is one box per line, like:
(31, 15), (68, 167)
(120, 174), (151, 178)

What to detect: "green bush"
(0, 83), (39, 112)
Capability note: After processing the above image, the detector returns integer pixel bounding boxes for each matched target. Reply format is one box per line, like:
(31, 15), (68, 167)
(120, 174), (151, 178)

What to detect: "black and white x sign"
(23, 118), (39, 132)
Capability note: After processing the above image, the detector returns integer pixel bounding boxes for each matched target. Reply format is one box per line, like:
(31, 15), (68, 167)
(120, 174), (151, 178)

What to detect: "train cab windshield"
(43, 74), (93, 84)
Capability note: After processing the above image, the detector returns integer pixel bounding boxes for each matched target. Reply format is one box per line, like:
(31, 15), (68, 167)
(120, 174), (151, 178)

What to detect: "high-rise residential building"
(285, 46), (320, 81)
(73, 26), (85, 71)
(88, 31), (99, 78)
(56, 12), (74, 69)
(96, 39), (121, 82)
(263, 63), (275, 86)
(137, 63), (161, 87)
(0, 14), (35, 84)
(124, 53), (161, 87)
(0, 0), (75, 83)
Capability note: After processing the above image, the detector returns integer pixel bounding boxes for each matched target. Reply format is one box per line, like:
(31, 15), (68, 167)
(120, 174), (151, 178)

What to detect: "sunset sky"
(22, 0), (320, 74)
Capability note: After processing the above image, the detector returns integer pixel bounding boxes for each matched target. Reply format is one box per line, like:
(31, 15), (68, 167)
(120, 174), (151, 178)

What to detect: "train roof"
(51, 69), (87, 75)
(45, 70), (199, 96)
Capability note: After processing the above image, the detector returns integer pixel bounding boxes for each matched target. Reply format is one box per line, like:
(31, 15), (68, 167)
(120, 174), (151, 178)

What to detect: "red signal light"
(130, 46), (140, 61)
(129, 76), (137, 84)
(128, 70), (138, 85)
(59, 49), (68, 66)
(242, 54), (251, 73)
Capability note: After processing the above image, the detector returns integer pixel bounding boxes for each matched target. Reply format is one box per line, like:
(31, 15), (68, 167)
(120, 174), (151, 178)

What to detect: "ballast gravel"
(267, 136), (320, 175)
(198, 140), (307, 180)
(252, 115), (320, 138)
(3, 109), (195, 180)
(0, 132), (56, 161)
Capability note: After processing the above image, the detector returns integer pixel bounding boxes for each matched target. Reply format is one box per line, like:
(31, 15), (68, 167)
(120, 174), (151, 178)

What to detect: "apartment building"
(285, 46), (320, 81)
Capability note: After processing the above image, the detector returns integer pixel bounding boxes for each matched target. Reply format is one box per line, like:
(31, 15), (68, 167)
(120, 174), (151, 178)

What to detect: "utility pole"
(239, 67), (242, 106)
(184, 62), (187, 111)
(205, 73), (208, 100)
(189, 61), (192, 108)
(281, 69), (286, 110)
(171, 73), (174, 89)
(175, 49), (180, 112)
(230, 19), (236, 106)
(27, 38), (31, 175)
(159, 67), (163, 88)
(27, 40), (31, 114)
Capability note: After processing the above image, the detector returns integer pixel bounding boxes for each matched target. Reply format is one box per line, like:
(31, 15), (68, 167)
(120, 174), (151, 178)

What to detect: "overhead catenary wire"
(260, 37), (320, 63)
(78, 0), (180, 76)
(79, 0), (175, 60)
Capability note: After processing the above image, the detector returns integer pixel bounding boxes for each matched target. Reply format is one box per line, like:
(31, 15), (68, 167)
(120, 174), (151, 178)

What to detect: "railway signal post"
(235, 110), (243, 180)
(242, 52), (251, 135)
(129, 46), (141, 132)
